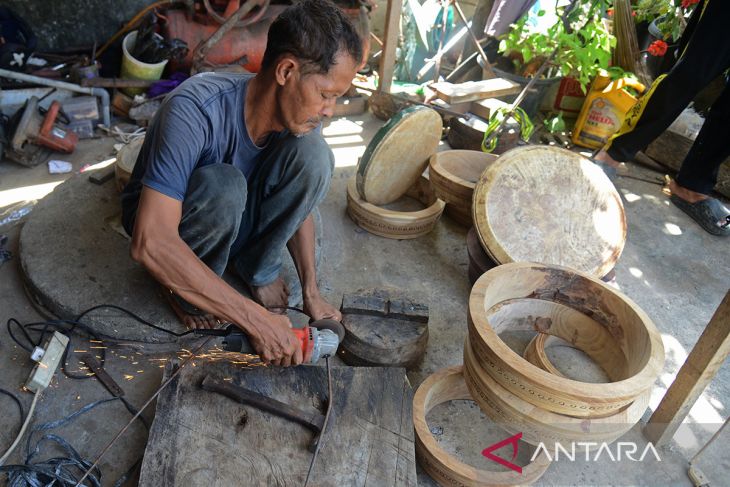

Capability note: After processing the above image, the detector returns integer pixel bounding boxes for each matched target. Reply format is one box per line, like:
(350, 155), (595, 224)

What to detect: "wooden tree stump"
(338, 289), (429, 369)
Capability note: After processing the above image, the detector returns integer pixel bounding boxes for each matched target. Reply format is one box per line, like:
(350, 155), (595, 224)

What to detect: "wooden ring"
(508, 299), (629, 384)
(523, 334), (565, 378)
(346, 177), (445, 239)
(468, 262), (664, 417)
(430, 150), (497, 228)
(413, 365), (552, 486)
(466, 227), (496, 285)
(464, 337), (651, 448)
(523, 331), (627, 383)
(429, 150), (497, 205)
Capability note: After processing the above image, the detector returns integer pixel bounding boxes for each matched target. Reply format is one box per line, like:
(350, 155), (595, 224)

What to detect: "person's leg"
(675, 81), (730, 196)
(230, 131), (334, 298)
(599, 0), (730, 164)
(169, 164), (248, 325)
(667, 81), (730, 236)
(178, 164), (248, 274)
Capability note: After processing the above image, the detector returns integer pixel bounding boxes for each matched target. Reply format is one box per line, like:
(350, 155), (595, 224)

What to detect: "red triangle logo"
(481, 432), (523, 474)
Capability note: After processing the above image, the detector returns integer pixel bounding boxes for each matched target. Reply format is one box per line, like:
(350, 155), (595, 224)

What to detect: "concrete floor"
(0, 111), (728, 486)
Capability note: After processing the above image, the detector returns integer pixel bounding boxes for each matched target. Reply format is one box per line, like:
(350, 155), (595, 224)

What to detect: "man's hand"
(247, 313), (304, 367)
(304, 290), (342, 322)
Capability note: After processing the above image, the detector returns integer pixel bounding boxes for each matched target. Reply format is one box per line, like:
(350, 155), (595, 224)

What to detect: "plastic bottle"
(571, 70), (646, 149)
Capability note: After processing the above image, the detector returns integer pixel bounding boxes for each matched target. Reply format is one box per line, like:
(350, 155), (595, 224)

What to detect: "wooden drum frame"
(413, 365), (552, 486)
(463, 337), (651, 447)
(346, 177), (445, 239)
(467, 263), (664, 417)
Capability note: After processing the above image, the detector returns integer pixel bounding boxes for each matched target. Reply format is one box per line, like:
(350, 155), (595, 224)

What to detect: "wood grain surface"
(413, 365), (552, 486)
(339, 288), (429, 368)
(356, 106), (443, 206)
(492, 299), (630, 383)
(472, 145), (627, 278)
(138, 361), (416, 487)
(467, 263), (664, 417)
(431, 78), (522, 104)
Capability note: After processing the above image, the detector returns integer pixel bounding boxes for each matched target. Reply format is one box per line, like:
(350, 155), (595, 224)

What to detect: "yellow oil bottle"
(572, 70), (646, 149)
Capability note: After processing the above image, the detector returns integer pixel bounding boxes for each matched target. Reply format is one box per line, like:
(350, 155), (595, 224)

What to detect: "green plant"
(634, 0), (699, 42)
(498, 1), (615, 91)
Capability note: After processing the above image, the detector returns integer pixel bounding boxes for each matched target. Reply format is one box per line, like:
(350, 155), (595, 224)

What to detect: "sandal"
(670, 195), (730, 237)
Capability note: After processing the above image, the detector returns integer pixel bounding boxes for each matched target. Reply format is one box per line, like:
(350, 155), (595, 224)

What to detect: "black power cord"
(0, 397), (147, 487)
(1, 304), (170, 486)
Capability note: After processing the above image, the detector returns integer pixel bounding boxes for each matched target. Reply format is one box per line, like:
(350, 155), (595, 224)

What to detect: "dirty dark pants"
(133, 132), (333, 287)
(606, 0), (730, 195)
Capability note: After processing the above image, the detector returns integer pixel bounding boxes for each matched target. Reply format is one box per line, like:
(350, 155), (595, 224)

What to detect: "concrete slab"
(1, 114), (729, 486)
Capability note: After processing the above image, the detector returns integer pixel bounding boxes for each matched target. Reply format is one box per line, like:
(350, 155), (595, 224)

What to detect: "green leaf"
(544, 113), (566, 134)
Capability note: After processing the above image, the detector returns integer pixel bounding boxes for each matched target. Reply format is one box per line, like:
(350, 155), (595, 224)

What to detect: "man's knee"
(182, 164), (247, 235)
(276, 133), (334, 189)
(186, 164), (247, 213)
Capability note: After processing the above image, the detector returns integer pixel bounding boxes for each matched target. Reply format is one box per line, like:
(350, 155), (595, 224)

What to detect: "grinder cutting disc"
(472, 145), (626, 278)
(356, 105), (442, 206)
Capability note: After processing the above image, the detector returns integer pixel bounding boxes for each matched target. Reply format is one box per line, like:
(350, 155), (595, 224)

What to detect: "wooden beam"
(377, 0), (402, 93)
(644, 290), (730, 446)
(431, 78), (521, 104)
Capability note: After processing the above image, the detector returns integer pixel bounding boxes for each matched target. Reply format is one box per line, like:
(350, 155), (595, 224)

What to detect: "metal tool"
(195, 318), (344, 364)
(201, 375), (329, 451)
(304, 356), (332, 486)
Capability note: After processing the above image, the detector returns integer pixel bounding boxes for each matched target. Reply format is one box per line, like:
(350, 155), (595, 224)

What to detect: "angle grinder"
(198, 319), (344, 364)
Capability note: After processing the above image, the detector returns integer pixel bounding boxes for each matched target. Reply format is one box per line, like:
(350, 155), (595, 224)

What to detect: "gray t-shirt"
(121, 72), (285, 213)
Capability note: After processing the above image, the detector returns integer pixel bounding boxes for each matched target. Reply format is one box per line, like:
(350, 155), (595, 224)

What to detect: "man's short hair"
(261, 0), (363, 75)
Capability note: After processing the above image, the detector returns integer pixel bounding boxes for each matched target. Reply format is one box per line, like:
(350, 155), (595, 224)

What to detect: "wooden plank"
(469, 97), (510, 120)
(431, 78), (521, 104)
(377, 0), (403, 93)
(644, 290), (730, 446)
(138, 361), (416, 487)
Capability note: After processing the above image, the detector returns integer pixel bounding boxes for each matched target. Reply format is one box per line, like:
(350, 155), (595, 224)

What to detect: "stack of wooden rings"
(429, 150), (497, 226)
(347, 105), (446, 239)
(472, 145), (627, 279)
(466, 226), (496, 286)
(463, 262), (664, 448)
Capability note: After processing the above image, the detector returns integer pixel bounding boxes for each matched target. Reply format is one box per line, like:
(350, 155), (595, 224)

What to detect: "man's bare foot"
(163, 289), (219, 329)
(667, 178), (708, 203)
(250, 276), (290, 314)
(304, 291), (342, 322)
(594, 149), (621, 169)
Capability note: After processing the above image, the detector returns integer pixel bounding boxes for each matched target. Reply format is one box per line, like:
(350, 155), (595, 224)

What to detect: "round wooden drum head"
(356, 106), (442, 206)
(472, 146), (626, 277)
